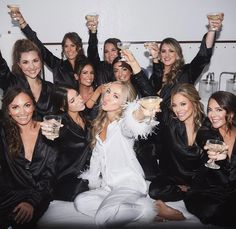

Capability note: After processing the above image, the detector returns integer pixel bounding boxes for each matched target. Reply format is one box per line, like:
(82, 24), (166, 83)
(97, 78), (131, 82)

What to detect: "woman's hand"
(40, 120), (63, 141)
(13, 202), (34, 224)
(7, 7), (26, 28)
(85, 16), (98, 33)
(120, 49), (141, 74)
(208, 13), (224, 31)
(144, 42), (160, 61)
(204, 142), (228, 163)
(133, 97), (162, 122)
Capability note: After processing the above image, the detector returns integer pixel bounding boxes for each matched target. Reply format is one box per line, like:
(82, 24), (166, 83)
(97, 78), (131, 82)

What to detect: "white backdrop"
(0, 0), (236, 99)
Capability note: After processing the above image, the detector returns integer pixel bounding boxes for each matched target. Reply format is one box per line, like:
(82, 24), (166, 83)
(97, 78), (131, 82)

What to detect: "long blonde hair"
(90, 81), (136, 148)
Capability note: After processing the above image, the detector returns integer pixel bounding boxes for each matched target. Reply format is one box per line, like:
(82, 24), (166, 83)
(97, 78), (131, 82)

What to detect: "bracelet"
(20, 21), (26, 26)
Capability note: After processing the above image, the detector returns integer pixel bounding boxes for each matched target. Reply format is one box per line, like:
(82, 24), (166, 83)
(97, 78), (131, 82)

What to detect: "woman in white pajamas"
(74, 81), (184, 227)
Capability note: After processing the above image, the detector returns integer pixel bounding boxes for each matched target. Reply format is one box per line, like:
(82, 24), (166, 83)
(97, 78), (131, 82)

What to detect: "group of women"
(0, 6), (235, 229)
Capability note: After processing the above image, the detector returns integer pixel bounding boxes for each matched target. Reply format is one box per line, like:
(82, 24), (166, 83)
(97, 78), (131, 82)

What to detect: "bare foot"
(155, 200), (186, 221)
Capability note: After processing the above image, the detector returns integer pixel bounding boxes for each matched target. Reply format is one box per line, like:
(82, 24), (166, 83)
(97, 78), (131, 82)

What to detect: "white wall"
(0, 0), (236, 99)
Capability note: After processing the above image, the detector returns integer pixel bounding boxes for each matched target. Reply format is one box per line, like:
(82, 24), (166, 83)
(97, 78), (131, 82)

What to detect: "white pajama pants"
(74, 187), (156, 227)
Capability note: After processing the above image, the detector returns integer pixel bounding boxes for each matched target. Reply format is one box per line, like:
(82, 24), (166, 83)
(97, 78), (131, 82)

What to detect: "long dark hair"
(2, 86), (36, 159)
(208, 91), (236, 130)
(112, 56), (133, 73)
(61, 32), (84, 58)
(103, 38), (121, 62)
(52, 85), (73, 114)
(74, 58), (96, 88)
(12, 39), (43, 77)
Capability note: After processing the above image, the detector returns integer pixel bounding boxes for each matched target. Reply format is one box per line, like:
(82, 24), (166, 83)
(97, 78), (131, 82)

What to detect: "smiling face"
(63, 38), (79, 61)
(18, 51), (42, 79)
(8, 92), (35, 126)
(160, 43), (178, 68)
(67, 89), (85, 113)
(171, 93), (194, 123)
(101, 83), (125, 113)
(113, 61), (132, 82)
(207, 98), (227, 130)
(104, 43), (119, 64)
(76, 64), (95, 87)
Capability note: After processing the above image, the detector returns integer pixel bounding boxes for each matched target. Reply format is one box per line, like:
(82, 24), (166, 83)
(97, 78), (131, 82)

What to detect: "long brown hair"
(208, 91), (236, 130)
(160, 38), (185, 85)
(2, 86), (36, 159)
(90, 81), (136, 148)
(171, 83), (205, 132)
(61, 32), (84, 59)
(12, 39), (43, 77)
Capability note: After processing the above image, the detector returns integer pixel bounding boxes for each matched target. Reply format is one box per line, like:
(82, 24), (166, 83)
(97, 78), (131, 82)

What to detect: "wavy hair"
(90, 81), (136, 148)
(171, 83), (205, 132)
(160, 38), (185, 85)
(103, 38), (121, 62)
(2, 86), (36, 159)
(61, 32), (84, 59)
(12, 39), (42, 77)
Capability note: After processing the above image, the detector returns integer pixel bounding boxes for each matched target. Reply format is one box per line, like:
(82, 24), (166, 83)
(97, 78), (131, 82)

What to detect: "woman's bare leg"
(155, 200), (186, 221)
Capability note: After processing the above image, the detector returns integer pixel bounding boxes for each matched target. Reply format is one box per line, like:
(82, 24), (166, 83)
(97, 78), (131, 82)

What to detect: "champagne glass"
(204, 139), (224, 169)
(138, 96), (162, 123)
(85, 12), (99, 33)
(207, 12), (224, 31)
(85, 12), (99, 23)
(144, 42), (155, 59)
(7, 4), (20, 27)
(117, 42), (131, 61)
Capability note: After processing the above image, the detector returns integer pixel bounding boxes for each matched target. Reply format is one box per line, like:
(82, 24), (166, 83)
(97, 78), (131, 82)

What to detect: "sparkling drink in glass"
(207, 12), (224, 31)
(204, 139), (224, 169)
(138, 96), (162, 123)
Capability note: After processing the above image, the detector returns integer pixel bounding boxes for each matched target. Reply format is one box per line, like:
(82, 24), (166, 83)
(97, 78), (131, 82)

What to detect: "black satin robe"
(52, 113), (92, 201)
(0, 51), (54, 121)
(21, 25), (83, 88)
(184, 118), (236, 228)
(0, 124), (58, 228)
(149, 33), (214, 108)
(87, 32), (116, 86)
(148, 109), (203, 201)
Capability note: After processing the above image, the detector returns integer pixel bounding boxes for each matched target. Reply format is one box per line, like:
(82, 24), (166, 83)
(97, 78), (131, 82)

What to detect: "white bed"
(37, 200), (223, 229)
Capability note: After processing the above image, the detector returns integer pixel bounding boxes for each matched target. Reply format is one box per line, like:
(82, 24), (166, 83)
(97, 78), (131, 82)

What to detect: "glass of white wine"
(204, 139), (224, 169)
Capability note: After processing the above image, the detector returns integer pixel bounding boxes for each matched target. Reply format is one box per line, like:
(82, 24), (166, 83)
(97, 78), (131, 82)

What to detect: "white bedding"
(37, 200), (223, 229)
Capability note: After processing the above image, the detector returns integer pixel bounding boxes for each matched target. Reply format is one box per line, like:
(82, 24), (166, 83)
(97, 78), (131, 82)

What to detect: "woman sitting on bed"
(0, 86), (57, 229)
(184, 91), (236, 228)
(74, 81), (185, 227)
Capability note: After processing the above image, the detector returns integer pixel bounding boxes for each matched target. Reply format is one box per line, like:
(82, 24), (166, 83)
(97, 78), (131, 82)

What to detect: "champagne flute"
(117, 42), (131, 61)
(204, 139), (224, 169)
